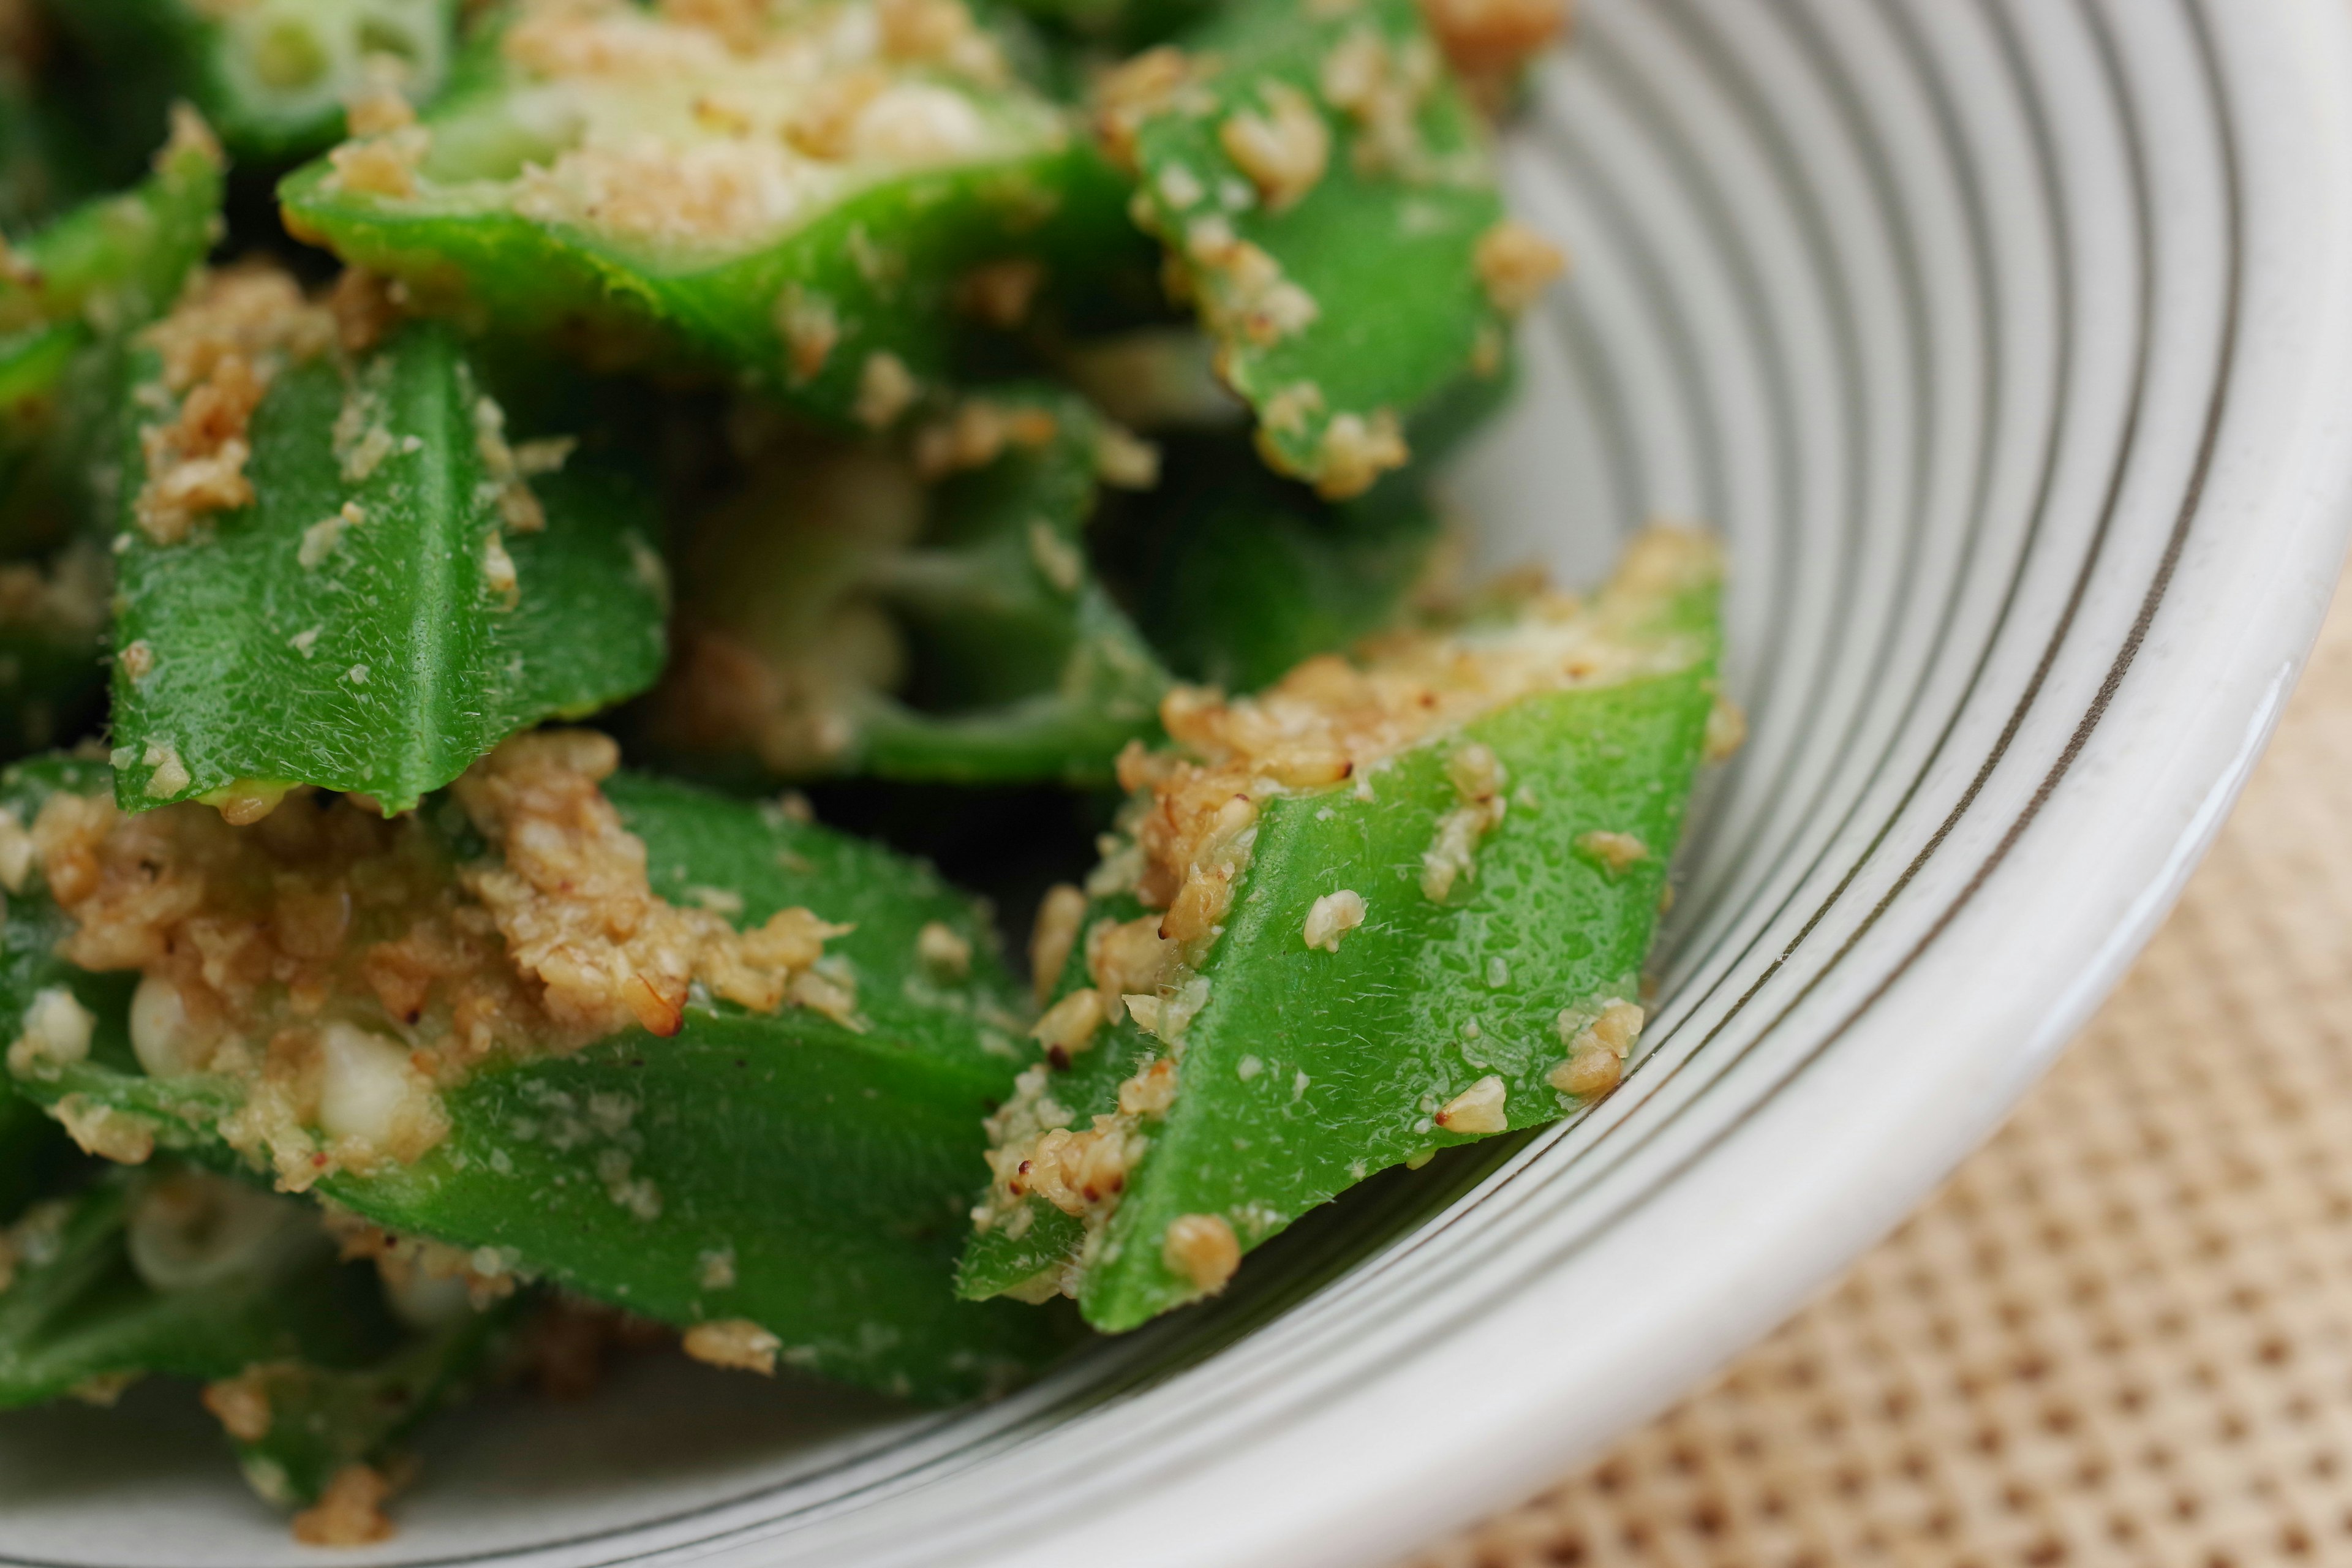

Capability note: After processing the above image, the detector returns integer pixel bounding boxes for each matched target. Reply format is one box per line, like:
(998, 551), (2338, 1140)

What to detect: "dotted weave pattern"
(1414, 576), (2352, 1568)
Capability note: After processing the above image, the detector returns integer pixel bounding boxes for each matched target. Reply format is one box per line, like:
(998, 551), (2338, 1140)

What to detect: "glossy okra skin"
(46, 0), (458, 165)
(0, 1163), (401, 1409)
(962, 540), (1721, 1329)
(277, 7), (1150, 428)
(1116, 0), (1512, 497)
(108, 319), (669, 814)
(2, 759), (1069, 1401)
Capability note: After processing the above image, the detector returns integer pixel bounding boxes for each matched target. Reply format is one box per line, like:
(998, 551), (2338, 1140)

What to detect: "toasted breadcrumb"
(326, 125), (430, 198)
(443, 0), (1027, 254)
(1434, 1073), (1508, 1133)
(1162, 1212), (1240, 1293)
(1302, 888), (1366, 951)
(682, 1317), (781, 1374)
(774, 283), (840, 383)
(1418, 0), (1569, 108)
(916, 920), (973, 980)
(201, 1371), (274, 1442)
(1474, 219), (1566, 313)
(853, 351), (919, 429)
(1574, 829), (1648, 876)
(292, 1464), (401, 1547)
(25, 731), (850, 1189)
(1705, 692), (1747, 761)
(952, 256), (1045, 326)
(1218, 81), (1330, 212)
(132, 264), (337, 546)
(1028, 883), (1088, 1005)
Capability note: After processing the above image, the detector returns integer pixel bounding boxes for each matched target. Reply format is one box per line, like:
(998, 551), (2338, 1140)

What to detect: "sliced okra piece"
(654, 383), (1169, 785)
(960, 526), (1726, 1327)
(105, 265), (669, 814)
(278, 0), (1147, 430)
(44, 0), (457, 166)
(209, 1289), (529, 1513)
(2, 737), (1068, 1401)
(0, 1161), (402, 1409)
(0, 105), (224, 355)
(1098, 428), (1442, 694)
(1101, 0), (1562, 497)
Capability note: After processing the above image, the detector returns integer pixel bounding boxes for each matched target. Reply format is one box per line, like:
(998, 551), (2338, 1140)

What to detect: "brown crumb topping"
(291, 1463), (401, 1547)
(397, 0), (1032, 258)
(1161, 1211), (1240, 1294)
(682, 1317), (781, 1374)
(23, 731), (850, 1190)
(1474, 219), (1566, 314)
(1417, 0), (1569, 108)
(1218, 80), (1331, 212)
(132, 263), (337, 546)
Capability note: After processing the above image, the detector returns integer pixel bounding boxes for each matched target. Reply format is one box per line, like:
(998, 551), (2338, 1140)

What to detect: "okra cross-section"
(0, 1162), (402, 1411)
(279, 0), (1142, 430)
(960, 527), (1733, 1329)
(1100, 0), (1562, 497)
(47, 0), (458, 165)
(655, 383), (1170, 785)
(1, 735), (1067, 1401)
(105, 265), (668, 815)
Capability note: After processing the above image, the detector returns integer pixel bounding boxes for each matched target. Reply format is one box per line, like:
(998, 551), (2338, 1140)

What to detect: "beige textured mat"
(1417, 573), (2352, 1568)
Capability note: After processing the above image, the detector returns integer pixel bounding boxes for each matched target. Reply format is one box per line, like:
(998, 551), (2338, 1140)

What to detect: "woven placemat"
(1414, 573), (2352, 1568)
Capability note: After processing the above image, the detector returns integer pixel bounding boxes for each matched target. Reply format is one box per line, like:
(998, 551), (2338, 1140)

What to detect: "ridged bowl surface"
(9, 2), (2352, 1564)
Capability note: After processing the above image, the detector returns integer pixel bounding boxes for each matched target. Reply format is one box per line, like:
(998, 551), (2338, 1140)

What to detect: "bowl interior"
(9, 1), (2350, 1564)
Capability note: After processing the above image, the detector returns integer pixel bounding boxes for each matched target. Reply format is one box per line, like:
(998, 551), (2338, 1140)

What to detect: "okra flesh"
(962, 535), (1721, 1329)
(1119, 0), (1511, 497)
(2, 761), (1069, 1402)
(665, 385), (1168, 785)
(0, 1164), (402, 1410)
(48, 0), (458, 165)
(279, 1), (1143, 425)
(108, 318), (669, 813)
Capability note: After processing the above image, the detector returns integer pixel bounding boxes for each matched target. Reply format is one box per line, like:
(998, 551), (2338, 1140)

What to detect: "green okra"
(0, 1161), (400, 1409)
(2, 755), (1069, 1401)
(107, 311), (668, 814)
(278, 0), (1148, 430)
(0, 109), (225, 559)
(1109, 0), (1544, 498)
(44, 0), (458, 166)
(216, 1292), (527, 1508)
(960, 527), (1722, 1329)
(1099, 428), (1441, 694)
(0, 107), (224, 357)
(658, 383), (1168, 785)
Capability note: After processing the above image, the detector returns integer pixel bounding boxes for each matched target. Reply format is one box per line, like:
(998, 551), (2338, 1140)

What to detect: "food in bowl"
(0, 0), (1732, 1544)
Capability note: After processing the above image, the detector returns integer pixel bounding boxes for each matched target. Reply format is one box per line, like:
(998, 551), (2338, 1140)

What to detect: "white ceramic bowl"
(12, 1), (2352, 1564)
